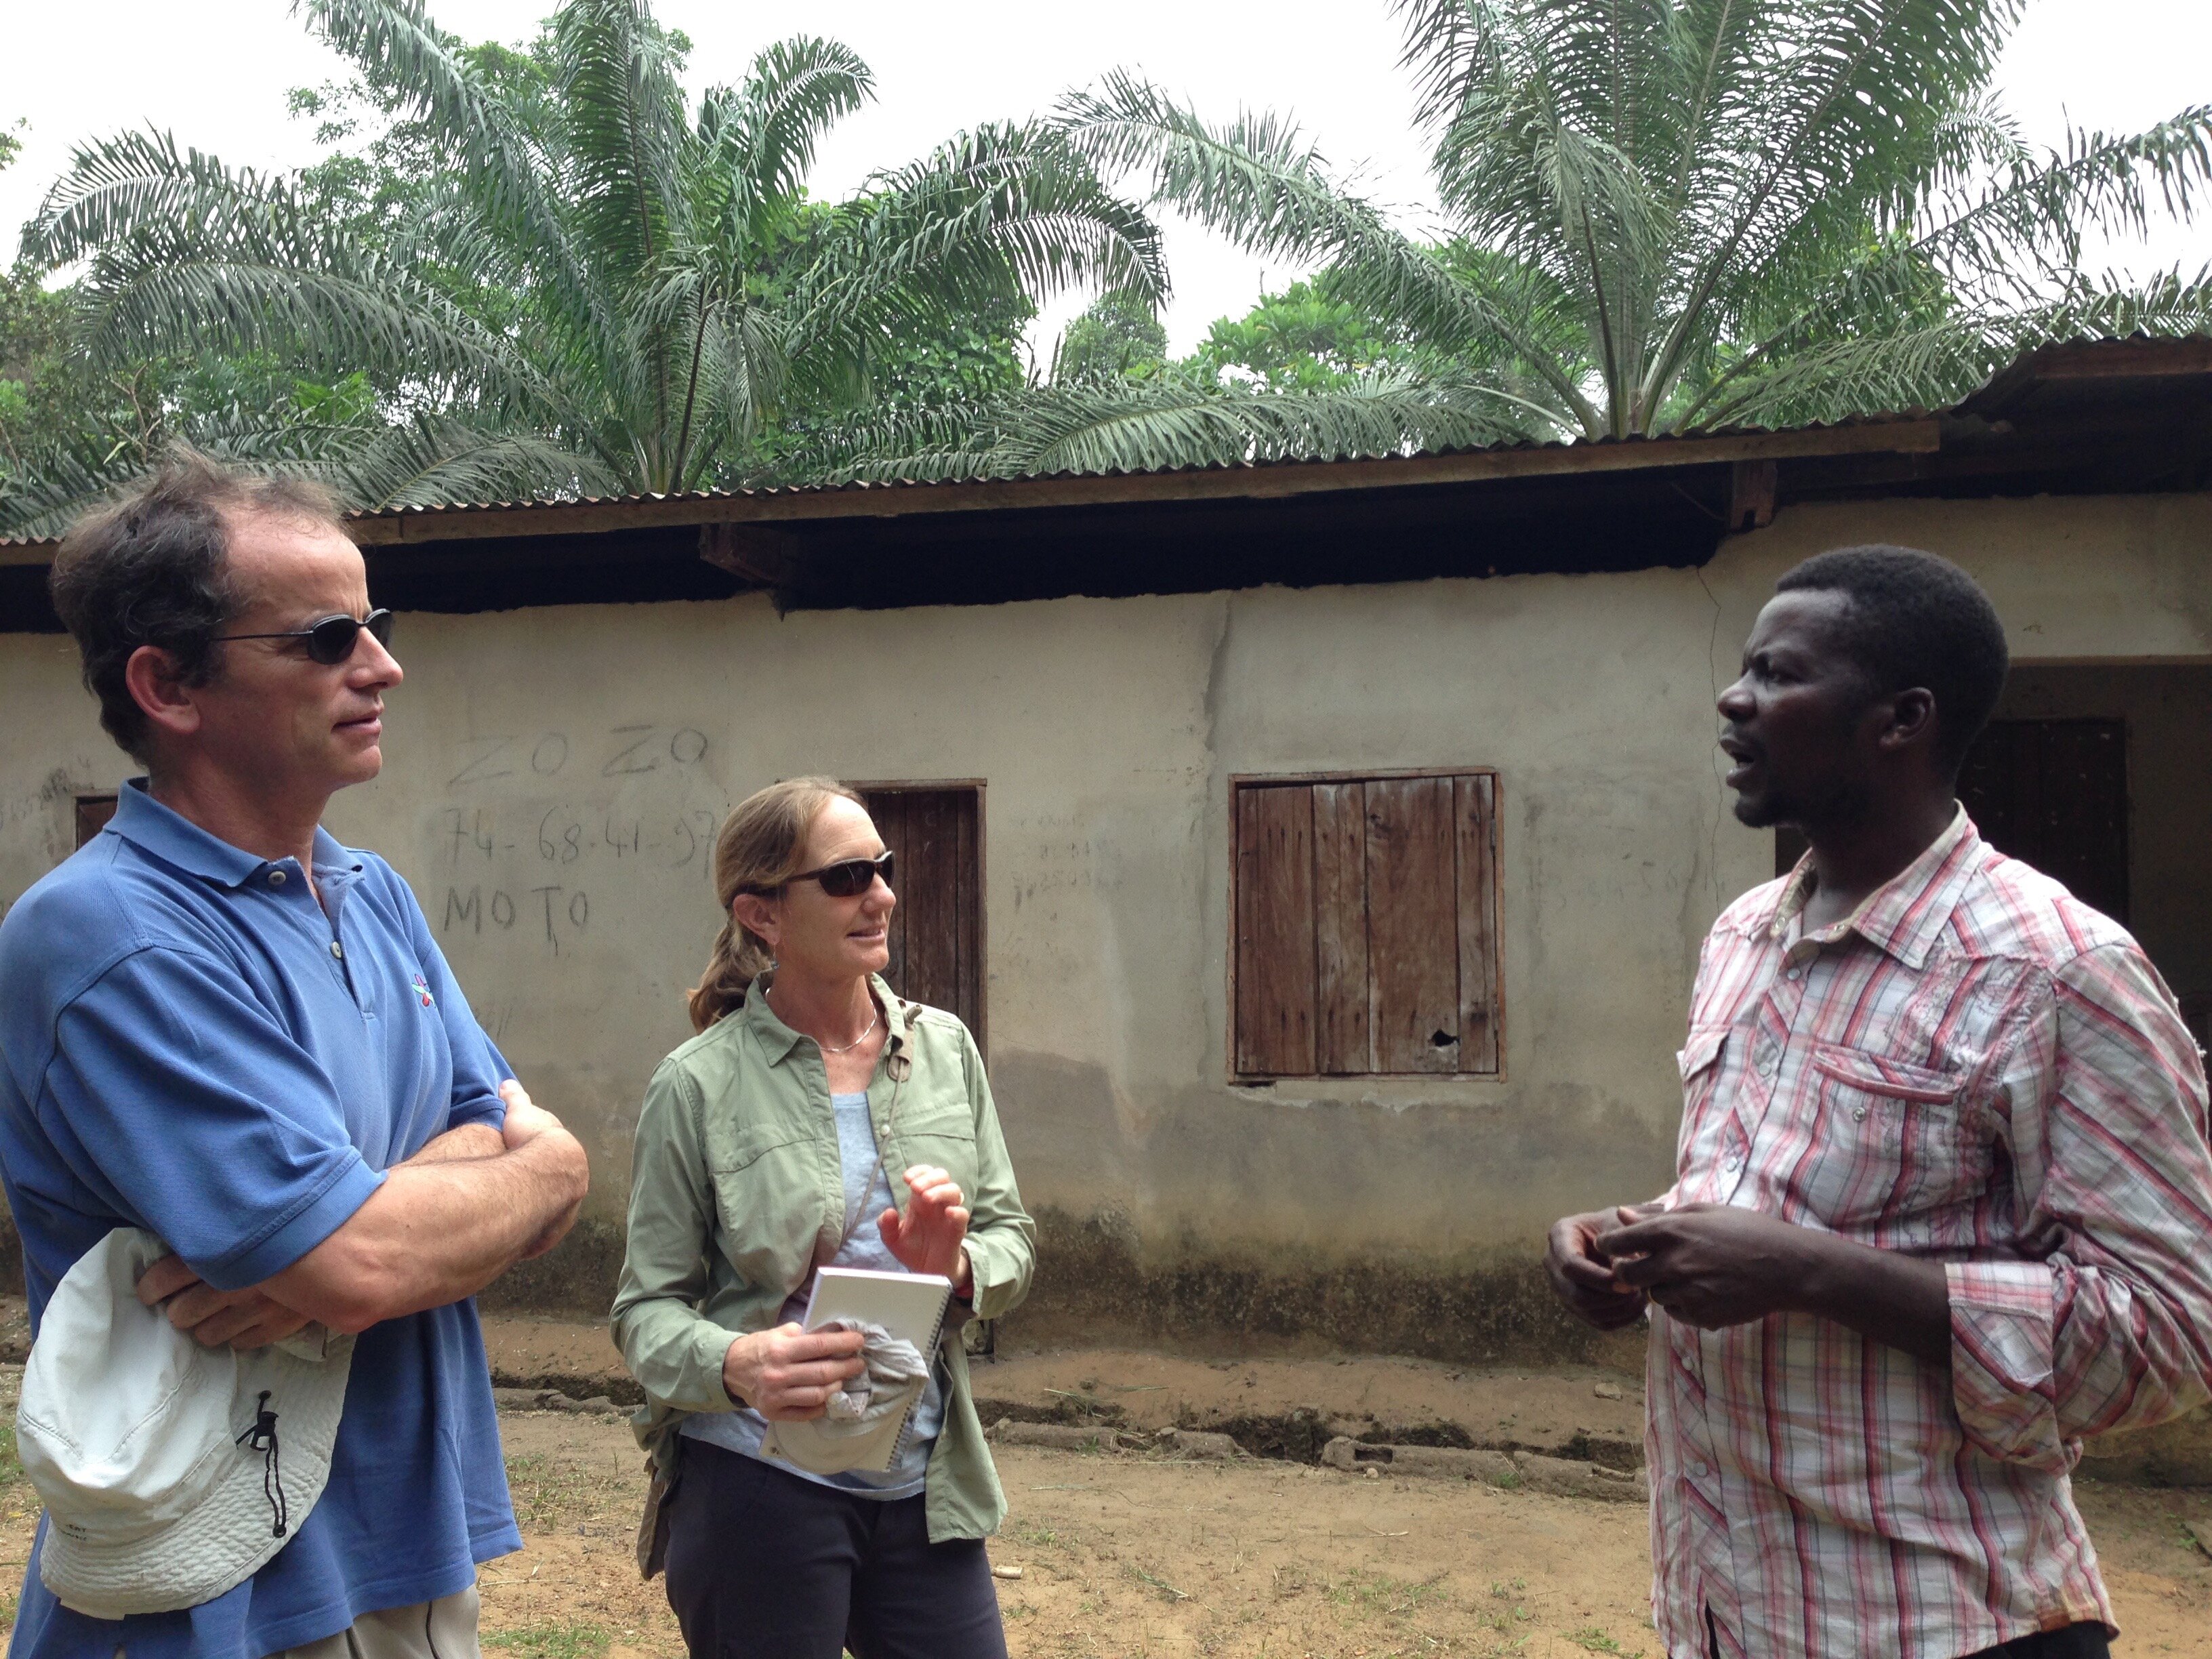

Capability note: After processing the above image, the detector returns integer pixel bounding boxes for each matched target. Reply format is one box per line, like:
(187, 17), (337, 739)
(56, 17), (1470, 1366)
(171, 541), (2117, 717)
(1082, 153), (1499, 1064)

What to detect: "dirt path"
(483, 1408), (2212, 1659)
(0, 1346), (2204, 1658)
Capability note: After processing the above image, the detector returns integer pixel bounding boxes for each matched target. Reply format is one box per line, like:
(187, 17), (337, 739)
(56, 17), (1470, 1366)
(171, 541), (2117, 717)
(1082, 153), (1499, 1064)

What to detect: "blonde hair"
(687, 776), (865, 1032)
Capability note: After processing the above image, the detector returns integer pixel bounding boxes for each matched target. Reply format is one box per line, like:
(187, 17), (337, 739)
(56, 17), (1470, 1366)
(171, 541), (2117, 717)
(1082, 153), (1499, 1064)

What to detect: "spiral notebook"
(798, 1267), (954, 1473)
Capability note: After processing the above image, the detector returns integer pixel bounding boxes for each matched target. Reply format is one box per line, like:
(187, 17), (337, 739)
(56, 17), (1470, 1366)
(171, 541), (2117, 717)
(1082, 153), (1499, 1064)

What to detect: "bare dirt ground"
(484, 1408), (2212, 1659)
(0, 1333), (2207, 1659)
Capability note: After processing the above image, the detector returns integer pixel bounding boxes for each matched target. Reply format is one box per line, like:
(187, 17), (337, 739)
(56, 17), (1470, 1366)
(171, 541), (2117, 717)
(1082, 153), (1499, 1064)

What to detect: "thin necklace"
(771, 983), (880, 1054)
(818, 1006), (880, 1054)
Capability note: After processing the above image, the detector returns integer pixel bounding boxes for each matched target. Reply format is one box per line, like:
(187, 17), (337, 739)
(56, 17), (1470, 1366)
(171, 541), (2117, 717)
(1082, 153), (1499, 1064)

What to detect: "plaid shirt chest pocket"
(1799, 1044), (1991, 1237)
(1673, 1026), (1737, 1196)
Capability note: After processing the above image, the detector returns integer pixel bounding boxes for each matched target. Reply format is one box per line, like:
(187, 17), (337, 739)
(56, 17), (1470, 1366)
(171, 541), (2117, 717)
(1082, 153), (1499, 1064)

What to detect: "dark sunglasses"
(217, 608), (395, 666)
(751, 850), (895, 899)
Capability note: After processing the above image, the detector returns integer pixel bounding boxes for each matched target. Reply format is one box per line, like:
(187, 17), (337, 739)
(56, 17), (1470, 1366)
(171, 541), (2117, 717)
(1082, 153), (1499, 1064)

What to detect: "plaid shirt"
(1648, 808), (2212, 1659)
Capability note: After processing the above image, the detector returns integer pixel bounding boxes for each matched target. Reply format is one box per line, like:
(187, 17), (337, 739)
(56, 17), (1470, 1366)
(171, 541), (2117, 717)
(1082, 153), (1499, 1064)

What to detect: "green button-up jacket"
(611, 972), (1035, 1542)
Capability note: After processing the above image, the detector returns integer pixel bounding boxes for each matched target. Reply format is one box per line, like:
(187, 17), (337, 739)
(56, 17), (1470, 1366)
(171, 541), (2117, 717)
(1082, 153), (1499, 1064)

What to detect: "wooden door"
(1959, 718), (2129, 922)
(859, 785), (985, 1050)
(1774, 719), (2129, 922)
(75, 795), (117, 848)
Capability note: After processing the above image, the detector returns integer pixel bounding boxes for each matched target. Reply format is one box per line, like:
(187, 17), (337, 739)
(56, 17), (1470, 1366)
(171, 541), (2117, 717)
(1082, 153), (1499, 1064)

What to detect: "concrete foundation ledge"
(988, 1419), (1144, 1452)
(1320, 1437), (1517, 1483)
(1319, 1436), (1651, 1502)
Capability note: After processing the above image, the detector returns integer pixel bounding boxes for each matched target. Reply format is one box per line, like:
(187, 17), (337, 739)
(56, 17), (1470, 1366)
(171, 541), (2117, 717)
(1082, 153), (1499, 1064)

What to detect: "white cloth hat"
(16, 1227), (354, 1620)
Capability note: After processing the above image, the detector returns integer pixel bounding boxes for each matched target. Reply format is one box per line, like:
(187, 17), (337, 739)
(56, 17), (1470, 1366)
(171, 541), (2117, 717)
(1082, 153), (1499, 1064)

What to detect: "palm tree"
(831, 0), (2211, 480)
(3, 0), (1163, 535)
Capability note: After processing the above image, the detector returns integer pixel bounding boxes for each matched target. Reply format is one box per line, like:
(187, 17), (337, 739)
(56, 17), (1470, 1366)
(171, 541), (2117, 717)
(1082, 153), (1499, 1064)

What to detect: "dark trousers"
(663, 1438), (1008, 1659)
(1706, 1608), (2110, 1658)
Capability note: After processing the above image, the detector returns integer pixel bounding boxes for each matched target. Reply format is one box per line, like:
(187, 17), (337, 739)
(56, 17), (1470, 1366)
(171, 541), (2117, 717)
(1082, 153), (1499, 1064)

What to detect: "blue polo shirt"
(0, 781), (523, 1658)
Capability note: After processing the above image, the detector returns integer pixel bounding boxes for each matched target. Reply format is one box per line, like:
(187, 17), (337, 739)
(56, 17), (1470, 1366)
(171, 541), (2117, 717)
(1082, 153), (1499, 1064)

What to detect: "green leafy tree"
(3, 0), (1162, 535)
(1187, 275), (1414, 390)
(1054, 291), (1168, 380)
(1079, 0), (2211, 441)
(839, 0), (2212, 480)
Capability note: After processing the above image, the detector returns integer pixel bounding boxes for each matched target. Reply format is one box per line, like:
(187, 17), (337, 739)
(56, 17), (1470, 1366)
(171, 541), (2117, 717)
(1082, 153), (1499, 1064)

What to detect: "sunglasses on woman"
(216, 608), (396, 665)
(751, 850), (895, 899)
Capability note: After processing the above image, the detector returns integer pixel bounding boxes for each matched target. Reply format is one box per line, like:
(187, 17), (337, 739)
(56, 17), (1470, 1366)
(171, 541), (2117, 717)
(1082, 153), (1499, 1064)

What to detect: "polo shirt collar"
(110, 778), (365, 892)
(741, 970), (913, 1070)
(1768, 803), (1980, 970)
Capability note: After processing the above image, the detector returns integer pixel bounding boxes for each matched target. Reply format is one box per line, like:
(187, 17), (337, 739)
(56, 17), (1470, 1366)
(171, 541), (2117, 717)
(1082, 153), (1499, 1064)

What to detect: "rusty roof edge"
(1960, 334), (2212, 418)
(344, 418), (1942, 548)
(6, 331), (2208, 558)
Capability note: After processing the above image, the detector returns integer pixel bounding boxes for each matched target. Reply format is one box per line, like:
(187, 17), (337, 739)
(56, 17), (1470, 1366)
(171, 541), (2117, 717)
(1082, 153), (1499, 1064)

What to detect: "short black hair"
(47, 450), (344, 763)
(1774, 544), (2009, 775)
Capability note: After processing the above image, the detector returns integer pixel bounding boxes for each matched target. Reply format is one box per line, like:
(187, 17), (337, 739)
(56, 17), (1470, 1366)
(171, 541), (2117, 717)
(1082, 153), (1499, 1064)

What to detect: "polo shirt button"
(268, 869), (287, 886)
(329, 941), (344, 960)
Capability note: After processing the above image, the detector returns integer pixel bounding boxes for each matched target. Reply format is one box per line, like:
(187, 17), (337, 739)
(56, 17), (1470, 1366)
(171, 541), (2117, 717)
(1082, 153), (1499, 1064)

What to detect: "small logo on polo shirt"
(413, 972), (435, 1008)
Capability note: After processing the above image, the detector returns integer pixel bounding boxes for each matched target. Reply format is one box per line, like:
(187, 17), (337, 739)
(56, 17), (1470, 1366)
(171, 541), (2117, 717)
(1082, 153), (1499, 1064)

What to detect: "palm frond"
(550, 0), (689, 283)
(319, 411), (622, 508)
(790, 120), (1166, 402)
(298, 0), (626, 365)
(1691, 267), (2212, 430)
(792, 363), (1538, 483)
(725, 36), (873, 213)
(25, 133), (576, 423)
(1060, 70), (1604, 430)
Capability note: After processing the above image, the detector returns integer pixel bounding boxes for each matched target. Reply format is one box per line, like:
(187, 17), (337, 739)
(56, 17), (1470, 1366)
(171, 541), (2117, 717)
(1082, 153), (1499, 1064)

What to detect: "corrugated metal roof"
(3, 333), (2203, 551)
(314, 409), (1940, 525)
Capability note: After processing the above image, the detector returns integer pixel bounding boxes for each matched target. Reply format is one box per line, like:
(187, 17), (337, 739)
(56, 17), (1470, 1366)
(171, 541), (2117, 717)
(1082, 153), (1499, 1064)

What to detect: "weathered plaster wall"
(1, 491), (2206, 1361)
(0, 632), (112, 916)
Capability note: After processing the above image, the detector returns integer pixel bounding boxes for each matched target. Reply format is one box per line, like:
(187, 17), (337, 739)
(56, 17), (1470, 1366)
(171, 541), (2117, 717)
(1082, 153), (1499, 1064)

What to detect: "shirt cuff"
(449, 1089), (506, 1132)
(687, 1322), (741, 1412)
(201, 1153), (388, 1290)
(961, 1234), (1021, 1322)
(1946, 1259), (2069, 1472)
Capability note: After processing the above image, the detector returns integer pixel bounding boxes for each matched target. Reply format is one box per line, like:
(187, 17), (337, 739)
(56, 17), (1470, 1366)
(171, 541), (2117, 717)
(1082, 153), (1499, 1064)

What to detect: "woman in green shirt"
(613, 777), (1035, 1659)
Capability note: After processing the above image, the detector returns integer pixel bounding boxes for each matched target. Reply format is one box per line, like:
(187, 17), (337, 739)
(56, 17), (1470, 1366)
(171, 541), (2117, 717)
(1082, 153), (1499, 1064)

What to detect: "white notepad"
(797, 1267), (954, 1473)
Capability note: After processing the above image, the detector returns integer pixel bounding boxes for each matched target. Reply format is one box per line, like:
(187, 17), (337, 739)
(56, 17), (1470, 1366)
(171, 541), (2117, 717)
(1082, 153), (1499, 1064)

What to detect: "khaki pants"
(266, 1584), (480, 1659)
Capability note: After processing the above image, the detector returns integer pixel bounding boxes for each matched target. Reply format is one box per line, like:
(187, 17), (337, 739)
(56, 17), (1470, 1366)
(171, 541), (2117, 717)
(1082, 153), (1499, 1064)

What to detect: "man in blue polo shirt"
(0, 454), (592, 1658)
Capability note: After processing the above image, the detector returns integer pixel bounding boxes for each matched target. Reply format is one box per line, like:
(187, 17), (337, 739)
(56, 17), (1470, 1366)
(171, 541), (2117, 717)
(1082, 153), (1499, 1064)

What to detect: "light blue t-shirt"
(682, 1091), (944, 1497)
(0, 781), (521, 1658)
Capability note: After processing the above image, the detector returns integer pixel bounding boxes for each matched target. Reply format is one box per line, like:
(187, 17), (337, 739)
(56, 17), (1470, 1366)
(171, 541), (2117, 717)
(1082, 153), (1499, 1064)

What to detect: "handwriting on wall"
(432, 724), (728, 957)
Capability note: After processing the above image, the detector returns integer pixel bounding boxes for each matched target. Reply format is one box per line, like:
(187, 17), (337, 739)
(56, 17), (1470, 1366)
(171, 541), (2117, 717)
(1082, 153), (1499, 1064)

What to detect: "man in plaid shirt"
(1547, 546), (2212, 1659)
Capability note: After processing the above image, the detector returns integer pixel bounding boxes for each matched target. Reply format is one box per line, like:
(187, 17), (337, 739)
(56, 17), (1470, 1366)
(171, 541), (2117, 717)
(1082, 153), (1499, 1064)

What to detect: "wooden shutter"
(1312, 782), (1369, 1074)
(1454, 774), (1500, 1072)
(1365, 777), (1460, 1073)
(861, 785), (985, 1049)
(1233, 773), (1500, 1078)
(1235, 785), (1317, 1076)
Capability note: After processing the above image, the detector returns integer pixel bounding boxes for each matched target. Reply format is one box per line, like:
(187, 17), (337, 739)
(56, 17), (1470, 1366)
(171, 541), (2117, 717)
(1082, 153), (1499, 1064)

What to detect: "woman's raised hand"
(878, 1165), (971, 1287)
(722, 1324), (867, 1420)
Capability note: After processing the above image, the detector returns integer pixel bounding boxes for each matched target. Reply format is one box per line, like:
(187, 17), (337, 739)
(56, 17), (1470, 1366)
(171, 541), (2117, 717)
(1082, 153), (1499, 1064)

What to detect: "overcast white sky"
(3, 0), (2207, 357)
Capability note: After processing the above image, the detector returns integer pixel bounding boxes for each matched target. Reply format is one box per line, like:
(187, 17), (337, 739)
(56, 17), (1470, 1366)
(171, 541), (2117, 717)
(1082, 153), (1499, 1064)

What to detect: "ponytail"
(686, 776), (863, 1032)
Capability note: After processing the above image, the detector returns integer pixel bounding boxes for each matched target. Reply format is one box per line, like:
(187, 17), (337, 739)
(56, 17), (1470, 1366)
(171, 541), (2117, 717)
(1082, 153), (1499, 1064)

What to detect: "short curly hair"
(1774, 544), (2009, 776)
(47, 451), (346, 763)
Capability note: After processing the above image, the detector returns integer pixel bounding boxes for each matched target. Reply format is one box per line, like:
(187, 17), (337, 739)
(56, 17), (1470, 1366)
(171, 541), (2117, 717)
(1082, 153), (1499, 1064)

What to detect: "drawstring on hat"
(20, 1229), (356, 1620)
(234, 1391), (288, 1538)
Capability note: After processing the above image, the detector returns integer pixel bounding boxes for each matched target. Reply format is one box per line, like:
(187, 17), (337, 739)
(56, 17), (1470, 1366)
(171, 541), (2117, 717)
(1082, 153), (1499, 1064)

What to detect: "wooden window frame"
(1227, 767), (1505, 1084)
(75, 794), (119, 849)
(847, 779), (987, 1058)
